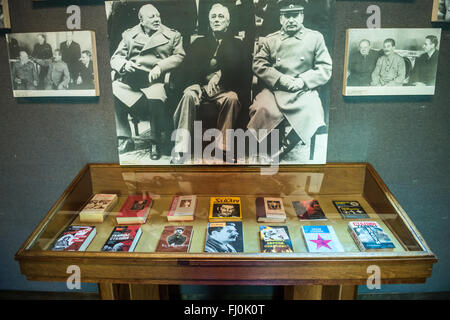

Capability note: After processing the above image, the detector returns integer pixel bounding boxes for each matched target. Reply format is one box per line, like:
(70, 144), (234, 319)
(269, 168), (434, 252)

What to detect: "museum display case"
(15, 163), (437, 300)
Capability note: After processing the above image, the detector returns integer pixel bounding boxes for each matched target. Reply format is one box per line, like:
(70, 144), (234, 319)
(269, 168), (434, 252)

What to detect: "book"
(51, 225), (96, 251)
(302, 225), (345, 253)
(333, 200), (369, 219)
(101, 225), (142, 252)
(156, 226), (194, 252)
(293, 200), (327, 220)
(167, 195), (197, 222)
(259, 226), (294, 253)
(79, 193), (118, 223)
(255, 197), (286, 222)
(116, 195), (152, 225)
(204, 221), (243, 253)
(348, 221), (395, 251)
(208, 196), (242, 222)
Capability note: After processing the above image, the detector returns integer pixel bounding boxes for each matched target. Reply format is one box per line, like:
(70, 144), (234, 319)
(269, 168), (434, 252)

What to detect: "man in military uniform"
(111, 4), (185, 160)
(248, 0), (332, 161)
(370, 38), (405, 87)
(45, 49), (70, 90)
(167, 227), (187, 246)
(12, 51), (38, 90)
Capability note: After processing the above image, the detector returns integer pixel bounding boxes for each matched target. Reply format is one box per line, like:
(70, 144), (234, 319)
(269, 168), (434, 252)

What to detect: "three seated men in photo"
(110, 0), (332, 163)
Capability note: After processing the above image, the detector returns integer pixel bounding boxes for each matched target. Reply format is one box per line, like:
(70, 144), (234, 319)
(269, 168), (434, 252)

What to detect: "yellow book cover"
(209, 197), (242, 222)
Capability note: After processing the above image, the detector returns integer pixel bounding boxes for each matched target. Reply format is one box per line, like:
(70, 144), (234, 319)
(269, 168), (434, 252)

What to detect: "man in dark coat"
(111, 3), (185, 159)
(172, 3), (246, 164)
(32, 34), (53, 89)
(75, 50), (95, 89)
(409, 35), (440, 87)
(347, 39), (380, 87)
(60, 31), (81, 84)
(248, 0), (332, 161)
(12, 51), (38, 90)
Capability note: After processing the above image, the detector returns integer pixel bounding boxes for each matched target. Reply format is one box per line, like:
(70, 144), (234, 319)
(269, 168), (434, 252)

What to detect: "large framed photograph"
(343, 28), (442, 96)
(6, 30), (100, 97)
(0, 0), (11, 30)
(432, 0), (450, 22)
(106, 0), (334, 165)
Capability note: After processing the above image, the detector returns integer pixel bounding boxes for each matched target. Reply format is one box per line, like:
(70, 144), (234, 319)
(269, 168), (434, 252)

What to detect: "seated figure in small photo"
(74, 50), (95, 89)
(12, 51), (38, 90)
(45, 49), (70, 90)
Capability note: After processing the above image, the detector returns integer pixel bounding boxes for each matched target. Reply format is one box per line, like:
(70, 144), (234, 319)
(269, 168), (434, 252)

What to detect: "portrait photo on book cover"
(205, 222), (243, 253)
(212, 203), (240, 218)
(6, 30), (99, 97)
(105, 0), (334, 166)
(343, 28), (442, 96)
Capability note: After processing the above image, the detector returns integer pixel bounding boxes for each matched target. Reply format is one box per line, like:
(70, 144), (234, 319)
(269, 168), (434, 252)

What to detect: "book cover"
(302, 225), (345, 253)
(79, 193), (118, 223)
(333, 200), (369, 219)
(204, 221), (243, 253)
(264, 197), (286, 216)
(51, 225), (96, 251)
(293, 200), (327, 220)
(101, 225), (142, 252)
(348, 221), (395, 251)
(209, 197), (242, 222)
(259, 226), (294, 253)
(167, 195), (197, 221)
(255, 197), (286, 223)
(156, 226), (193, 252)
(116, 195), (152, 225)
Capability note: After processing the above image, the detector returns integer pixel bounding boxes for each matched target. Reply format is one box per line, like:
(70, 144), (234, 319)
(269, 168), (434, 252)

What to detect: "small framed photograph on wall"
(432, 0), (450, 22)
(0, 0), (11, 30)
(343, 28), (442, 96)
(6, 30), (100, 97)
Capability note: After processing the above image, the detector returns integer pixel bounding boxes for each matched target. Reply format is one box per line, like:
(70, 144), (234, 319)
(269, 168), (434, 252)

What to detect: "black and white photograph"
(212, 203), (240, 218)
(0, 0), (11, 30)
(204, 221), (243, 253)
(343, 28), (442, 96)
(432, 0), (450, 22)
(105, 0), (334, 165)
(6, 30), (99, 97)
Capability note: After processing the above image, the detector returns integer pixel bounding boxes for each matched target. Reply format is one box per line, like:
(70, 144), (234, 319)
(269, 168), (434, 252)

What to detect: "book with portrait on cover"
(101, 225), (142, 252)
(167, 195), (197, 222)
(204, 222), (243, 253)
(156, 225), (193, 252)
(209, 196), (242, 222)
(255, 197), (286, 223)
(116, 195), (152, 225)
(259, 225), (293, 253)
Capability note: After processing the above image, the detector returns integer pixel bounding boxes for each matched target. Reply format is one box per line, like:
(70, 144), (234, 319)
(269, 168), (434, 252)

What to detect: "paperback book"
(256, 197), (286, 223)
(209, 196), (242, 222)
(101, 225), (142, 252)
(116, 195), (152, 225)
(204, 221), (243, 253)
(259, 226), (294, 253)
(348, 221), (395, 251)
(156, 226), (194, 252)
(302, 225), (345, 253)
(167, 195), (197, 222)
(333, 200), (369, 219)
(293, 200), (327, 220)
(51, 225), (96, 251)
(79, 193), (118, 223)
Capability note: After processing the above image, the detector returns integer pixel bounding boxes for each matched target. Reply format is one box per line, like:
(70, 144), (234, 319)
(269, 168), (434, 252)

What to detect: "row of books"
(51, 221), (395, 253)
(77, 194), (372, 225)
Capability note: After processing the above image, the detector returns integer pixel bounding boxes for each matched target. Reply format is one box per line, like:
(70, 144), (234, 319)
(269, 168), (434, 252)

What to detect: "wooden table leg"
(284, 285), (358, 300)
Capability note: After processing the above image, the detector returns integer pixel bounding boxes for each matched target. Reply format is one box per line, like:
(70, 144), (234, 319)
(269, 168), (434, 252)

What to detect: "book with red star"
(302, 225), (345, 253)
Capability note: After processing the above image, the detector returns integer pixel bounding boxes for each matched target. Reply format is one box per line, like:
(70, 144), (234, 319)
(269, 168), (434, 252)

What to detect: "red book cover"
(116, 195), (152, 224)
(51, 225), (96, 251)
(101, 225), (142, 252)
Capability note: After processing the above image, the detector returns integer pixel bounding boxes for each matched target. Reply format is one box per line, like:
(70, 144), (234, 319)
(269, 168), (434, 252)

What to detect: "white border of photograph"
(6, 30), (100, 98)
(343, 28), (442, 96)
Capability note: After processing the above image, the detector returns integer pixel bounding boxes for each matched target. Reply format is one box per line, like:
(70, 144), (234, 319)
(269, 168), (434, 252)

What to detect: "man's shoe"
(118, 138), (135, 154)
(150, 144), (162, 161)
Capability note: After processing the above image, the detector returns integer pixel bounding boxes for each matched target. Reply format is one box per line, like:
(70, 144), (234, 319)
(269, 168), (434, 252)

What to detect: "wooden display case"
(15, 163), (437, 300)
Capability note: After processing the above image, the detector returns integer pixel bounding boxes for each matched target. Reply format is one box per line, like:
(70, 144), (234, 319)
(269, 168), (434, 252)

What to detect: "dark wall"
(0, 0), (448, 294)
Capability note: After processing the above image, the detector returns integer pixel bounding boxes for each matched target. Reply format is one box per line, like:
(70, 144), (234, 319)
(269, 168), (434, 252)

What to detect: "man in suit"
(248, 0), (332, 161)
(347, 39), (380, 87)
(60, 31), (81, 85)
(409, 35), (440, 87)
(172, 3), (246, 164)
(371, 38), (405, 87)
(75, 50), (94, 89)
(111, 4), (185, 159)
